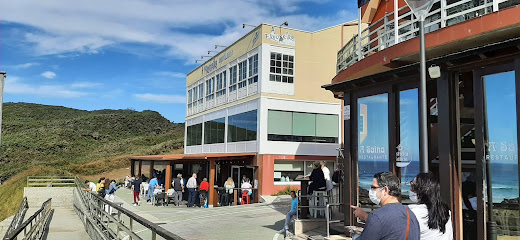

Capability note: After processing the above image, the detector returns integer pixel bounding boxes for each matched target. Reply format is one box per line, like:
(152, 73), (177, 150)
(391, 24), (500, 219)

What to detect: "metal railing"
(325, 203), (344, 239)
(3, 199), (53, 240)
(73, 177), (184, 240)
(337, 0), (520, 73)
(3, 197), (29, 239)
(26, 176), (75, 187)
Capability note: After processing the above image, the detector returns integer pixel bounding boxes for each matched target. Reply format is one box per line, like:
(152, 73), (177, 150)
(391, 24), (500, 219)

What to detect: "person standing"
(308, 162), (325, 195)
(199, 178), (209, 208)
(186, 173), (198, 207)
(131, 176), (142, 206)
(283, 191), (298, 232)
(408, 173), (453, 240)
(171, 174), (184, 206)
(147, 176), (158, 202)
(351, 172), (420, 240)
(320, 161), (333, 191)
(83, 180), (97, 192)
(224, 177), (235, 206)
(104, 179), (118, 215)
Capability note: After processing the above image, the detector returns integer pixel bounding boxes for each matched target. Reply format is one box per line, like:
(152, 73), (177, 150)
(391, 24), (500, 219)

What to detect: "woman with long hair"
(409, 173), (453, 239)
(224, 177), (235, 206)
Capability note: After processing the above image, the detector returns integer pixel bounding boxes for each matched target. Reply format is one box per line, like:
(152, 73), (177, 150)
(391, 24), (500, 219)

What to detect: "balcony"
(337, 0), (520, 74)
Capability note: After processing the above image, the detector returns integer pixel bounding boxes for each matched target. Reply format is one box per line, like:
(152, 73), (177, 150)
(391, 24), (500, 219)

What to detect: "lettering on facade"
(252, 30), (260, 45)
(219, 50), (233, 64)
(265, 27), (295, 46)
(203, 59), (217, 75)
(396, 144), (413, 167)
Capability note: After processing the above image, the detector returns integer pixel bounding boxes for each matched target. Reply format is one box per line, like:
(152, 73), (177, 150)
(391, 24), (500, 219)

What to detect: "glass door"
(476, 69), (519, 238)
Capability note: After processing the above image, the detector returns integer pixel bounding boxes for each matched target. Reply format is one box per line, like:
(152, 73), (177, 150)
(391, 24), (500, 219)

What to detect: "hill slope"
(0, 103), (184, 220)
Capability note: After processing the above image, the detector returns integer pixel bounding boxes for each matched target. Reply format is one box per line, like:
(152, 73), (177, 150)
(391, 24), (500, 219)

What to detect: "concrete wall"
(24, 187), (74, 209)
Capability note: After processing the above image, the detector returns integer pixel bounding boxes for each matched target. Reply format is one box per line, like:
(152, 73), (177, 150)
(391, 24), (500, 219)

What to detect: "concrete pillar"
(209, 159), (217, 207)
(165, 161), (172, 191)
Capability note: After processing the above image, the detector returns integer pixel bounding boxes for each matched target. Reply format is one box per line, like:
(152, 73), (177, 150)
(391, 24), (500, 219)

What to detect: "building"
(131, 22), (358, 206)
(324, 0), (520, 239)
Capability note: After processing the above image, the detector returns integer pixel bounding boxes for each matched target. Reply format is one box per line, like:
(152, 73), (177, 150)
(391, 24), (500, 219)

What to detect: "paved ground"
(46, 208), (90, 240)
(115, 188), (293, 240)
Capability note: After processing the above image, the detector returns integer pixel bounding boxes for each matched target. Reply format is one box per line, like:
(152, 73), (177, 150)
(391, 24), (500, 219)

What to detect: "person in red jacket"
(199, 178), (209, 208)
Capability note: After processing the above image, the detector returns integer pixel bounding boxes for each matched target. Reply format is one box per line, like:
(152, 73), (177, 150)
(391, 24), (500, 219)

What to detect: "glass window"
(274, 161), (304, 182)
(238, 61), (247, 89)
(358, 94), (389, 208)
(398, 89), (419, 196)
(186, 123), (202, 146)
(204, 117), (225, 144)
(316, 114), (339, 138)
(482, 71), (519, 236)
(293, 112), (316, 137)
(229, 65), (237, 92)
(228, 110), (257, 142)
(268, 110), (292, 135)
(267, 110), (338, 143)
(270, 52), (294, 83)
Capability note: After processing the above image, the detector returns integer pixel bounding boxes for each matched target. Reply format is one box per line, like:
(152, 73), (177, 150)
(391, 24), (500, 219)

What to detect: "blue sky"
(0, 0), (358, 123)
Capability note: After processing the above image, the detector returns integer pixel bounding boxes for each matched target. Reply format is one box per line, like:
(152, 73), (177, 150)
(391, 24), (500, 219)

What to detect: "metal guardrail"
(3, 199), (53, 240)
(73, 177), (184, 240)
(3, 197), (29, 239)
(26, 176), (75, 187)
(337, 0), (520, 73)
(325, 203), (344, 239)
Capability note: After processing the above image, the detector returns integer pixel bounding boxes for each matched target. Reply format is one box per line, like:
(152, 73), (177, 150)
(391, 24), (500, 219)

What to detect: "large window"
(270, 52), (294, 83)
(216, 71), (227, 97)
(248, 55), (258, 85)
(229, 65), (237, 92)
(267, 110), (338, 143)
(204, 117), (225, 144)
(193, 86), (198, 108)
(206, 77), (214, 101)
(398, 89), (419, 195)
(186, 123), (202, 146)
(187, 89), (193, 111)
(274, 160), (334, 183)
(228, 110), (257, 142)
(357, 94), (389, 201)
(238, 61), (248, 89)
(198, 83), (204, 106)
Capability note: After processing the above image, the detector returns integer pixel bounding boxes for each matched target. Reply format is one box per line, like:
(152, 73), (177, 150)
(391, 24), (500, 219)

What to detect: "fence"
(26, 176), (75, 187)
(2, 198), (29, 239)
(73, 177), (184, 240)
(2, 199), (53, 240)
(337, 0), (520, 72)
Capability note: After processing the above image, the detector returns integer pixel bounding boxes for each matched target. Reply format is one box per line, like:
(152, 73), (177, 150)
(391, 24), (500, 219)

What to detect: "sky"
(0, 0), (358, 123)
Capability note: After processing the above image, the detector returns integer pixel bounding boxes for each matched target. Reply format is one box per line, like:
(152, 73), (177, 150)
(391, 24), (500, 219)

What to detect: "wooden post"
(165, 161), (172, 191)
(131, 159), (135, 177)
(209, 159), (217, 207)
(149, 161), (155, 179)
(234, 189), (238, 206)
(138, 160), (142, 177)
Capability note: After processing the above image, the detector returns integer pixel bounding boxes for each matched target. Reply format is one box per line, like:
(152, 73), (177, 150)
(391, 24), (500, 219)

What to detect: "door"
(231, 165), (240, 189)
(474, 65), (519, 239)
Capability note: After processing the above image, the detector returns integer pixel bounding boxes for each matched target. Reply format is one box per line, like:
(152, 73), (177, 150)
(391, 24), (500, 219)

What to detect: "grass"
(271, 186), (299, 196)
(0, 103), (185, 221)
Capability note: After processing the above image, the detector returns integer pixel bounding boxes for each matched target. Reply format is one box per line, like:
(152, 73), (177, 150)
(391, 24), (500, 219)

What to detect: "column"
(165, 162), (172, 191)
(209, 158), (217, 207)
(138, 160), (142, 177)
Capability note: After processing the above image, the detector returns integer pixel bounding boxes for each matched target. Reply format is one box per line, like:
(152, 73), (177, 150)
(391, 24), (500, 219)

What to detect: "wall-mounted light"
(242, 24), (256, 28)
(208, 50), (218, 54)
(215, 45), (227, 49)
(195, 60), (204, 63)
(428, 64), (441, 78)
(201, 56), (212, 59)
(280, 21), (289, 27)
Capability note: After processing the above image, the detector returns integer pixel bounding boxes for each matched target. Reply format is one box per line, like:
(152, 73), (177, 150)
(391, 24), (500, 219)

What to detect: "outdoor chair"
(241, 190), (250, 205)
(166, 189), (175, 206)
(152, 189), (166, 207)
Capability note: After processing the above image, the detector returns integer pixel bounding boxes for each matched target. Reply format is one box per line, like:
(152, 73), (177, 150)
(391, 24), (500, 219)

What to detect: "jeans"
(188, 188), (197, 206)
(173, 191), (182, 206)
(147, 186), (154, 201)
(285, 210), (297, 230)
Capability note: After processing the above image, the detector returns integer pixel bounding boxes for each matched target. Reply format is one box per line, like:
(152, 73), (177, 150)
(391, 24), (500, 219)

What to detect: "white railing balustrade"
(337, 0), (518, 73)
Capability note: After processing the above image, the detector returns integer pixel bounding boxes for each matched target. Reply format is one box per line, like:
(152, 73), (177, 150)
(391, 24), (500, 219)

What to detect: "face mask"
(409, 191), (419, 203)
(369, 188), (383, 205)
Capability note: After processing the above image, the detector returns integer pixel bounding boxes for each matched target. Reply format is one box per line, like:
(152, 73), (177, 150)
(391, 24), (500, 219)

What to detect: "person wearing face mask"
(408, 173), (453, 240)
(351, 172), (420, 240)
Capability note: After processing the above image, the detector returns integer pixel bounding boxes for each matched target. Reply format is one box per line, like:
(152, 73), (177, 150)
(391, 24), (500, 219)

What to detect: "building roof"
(130, 153), (256, 161)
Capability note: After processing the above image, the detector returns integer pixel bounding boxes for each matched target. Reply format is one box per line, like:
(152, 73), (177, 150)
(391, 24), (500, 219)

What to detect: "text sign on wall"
(265, 27), (295, 46)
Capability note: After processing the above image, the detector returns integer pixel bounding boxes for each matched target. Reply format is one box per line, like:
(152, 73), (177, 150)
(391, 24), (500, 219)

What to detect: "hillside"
(0, 103), (185, 220)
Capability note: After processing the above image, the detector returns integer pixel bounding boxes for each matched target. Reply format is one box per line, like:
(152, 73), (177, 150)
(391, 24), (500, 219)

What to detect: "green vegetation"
(0, 103), (185, 220)
(271, 186), (299, 196)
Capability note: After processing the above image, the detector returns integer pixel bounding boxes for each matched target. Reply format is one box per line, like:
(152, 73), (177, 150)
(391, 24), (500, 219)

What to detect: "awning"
(130, 153), (256, 161)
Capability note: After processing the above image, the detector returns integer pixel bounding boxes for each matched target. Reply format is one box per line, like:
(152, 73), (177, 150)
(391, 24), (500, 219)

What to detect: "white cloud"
(154, 71), (186, 79)
(41, 71), (56, 79)
(70, 82), (103, 89)
(5, 76), (88, 98)
(5, 62), (39, 70)
(1, 0), (356, 60)
(134, 93), (185, 104)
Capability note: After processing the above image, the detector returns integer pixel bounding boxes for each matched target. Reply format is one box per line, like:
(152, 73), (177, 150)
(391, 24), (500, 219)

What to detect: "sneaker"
(132, 203), (137, 207)
(138, 201), (141, 206)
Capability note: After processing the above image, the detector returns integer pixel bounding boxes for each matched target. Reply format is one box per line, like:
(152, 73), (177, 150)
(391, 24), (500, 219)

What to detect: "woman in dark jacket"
(308, 161), (326, 194)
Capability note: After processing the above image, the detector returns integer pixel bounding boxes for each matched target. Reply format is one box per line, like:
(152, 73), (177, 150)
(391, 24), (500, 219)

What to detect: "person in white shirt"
(408, 173), (453, 240)
(241, 178), (253, 203)
(186, 173), (197, 207)
(83, 180), (97, 192)
(320, 161), (333, 191)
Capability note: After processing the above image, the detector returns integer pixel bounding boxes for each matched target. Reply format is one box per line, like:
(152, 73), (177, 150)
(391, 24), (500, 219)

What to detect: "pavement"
(115, 188), (294, 240)
(45, 208), (90, 240)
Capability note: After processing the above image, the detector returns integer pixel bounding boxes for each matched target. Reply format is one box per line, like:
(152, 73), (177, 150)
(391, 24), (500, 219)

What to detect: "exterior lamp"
(403, 0), (435, 173)
(428, 65), (441, 78)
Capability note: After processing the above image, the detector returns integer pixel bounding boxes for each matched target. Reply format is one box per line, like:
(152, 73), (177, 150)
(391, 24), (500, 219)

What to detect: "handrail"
(73, 176), (184, 240)
(3, 199), (53, 240)
(27, 176), (75, 187)
(336, 0), (520, 73)
(3, 197), (29, 238)
(325, 203), (344, 239)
